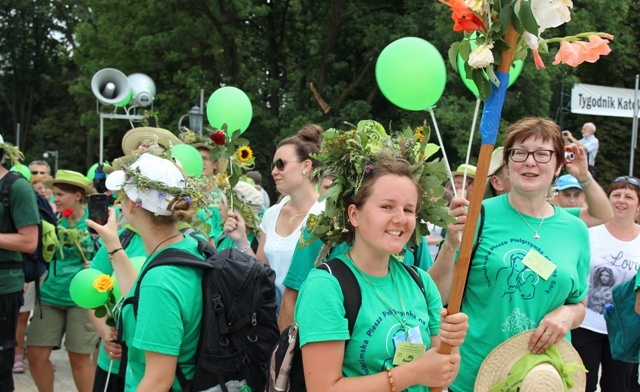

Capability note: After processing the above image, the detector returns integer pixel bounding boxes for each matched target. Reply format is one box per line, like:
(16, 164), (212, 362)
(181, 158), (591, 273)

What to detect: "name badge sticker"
(522, 249), (556, 280)
(393, 342), (426, 365)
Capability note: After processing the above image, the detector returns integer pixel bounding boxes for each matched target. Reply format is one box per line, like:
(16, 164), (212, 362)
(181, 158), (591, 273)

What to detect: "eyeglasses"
(614, 176), (640, 188)
(271, 159), (299, 171)
(508, 148), (555, 163)
(30, 171), (47, 175)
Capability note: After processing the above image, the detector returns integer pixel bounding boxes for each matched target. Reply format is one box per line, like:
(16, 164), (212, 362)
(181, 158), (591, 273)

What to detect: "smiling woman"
(433, 117), (596, 391)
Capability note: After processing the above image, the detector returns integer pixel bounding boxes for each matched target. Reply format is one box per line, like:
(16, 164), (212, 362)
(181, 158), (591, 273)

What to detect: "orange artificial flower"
(93, 274), (114, 293)
(553, 35), (612, 67)
(439, 0), (485, 33)
(533, 50), (546, 69)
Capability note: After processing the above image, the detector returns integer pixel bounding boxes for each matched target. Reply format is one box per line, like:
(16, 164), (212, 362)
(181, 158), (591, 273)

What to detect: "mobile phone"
(88, 193), (109, 234)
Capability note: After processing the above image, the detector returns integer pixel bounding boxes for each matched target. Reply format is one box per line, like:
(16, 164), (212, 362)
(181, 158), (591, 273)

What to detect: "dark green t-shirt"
(0, 173), (40, 294)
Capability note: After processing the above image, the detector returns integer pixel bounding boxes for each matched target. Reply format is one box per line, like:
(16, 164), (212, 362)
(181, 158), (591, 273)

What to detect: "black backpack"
(118, 234), (279, 392)
(0, 171), (57, 282)
(266, 257), (425, 392)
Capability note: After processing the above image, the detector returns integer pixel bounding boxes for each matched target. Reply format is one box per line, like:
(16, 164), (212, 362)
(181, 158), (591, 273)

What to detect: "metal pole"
(199, 88), (205, 136)
(630, 74), (639, 176)
(16, 123), (20, 149)
(558, 74), (565, 130)
(99, 113), (104, 164)
(54, 152), (59, 173)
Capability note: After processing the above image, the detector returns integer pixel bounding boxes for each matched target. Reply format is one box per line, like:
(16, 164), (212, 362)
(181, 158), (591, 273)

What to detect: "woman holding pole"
(431, 117), (599, 391)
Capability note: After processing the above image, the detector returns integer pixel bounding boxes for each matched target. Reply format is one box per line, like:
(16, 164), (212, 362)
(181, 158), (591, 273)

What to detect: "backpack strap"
(398, 263), (426, 299)
(317, 258), (361, 334)
(0, 172), (21, 233)
(118, 228), (136, 250)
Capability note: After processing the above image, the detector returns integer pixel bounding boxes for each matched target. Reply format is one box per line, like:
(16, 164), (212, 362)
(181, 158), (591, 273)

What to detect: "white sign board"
(571, 83), (639, 118)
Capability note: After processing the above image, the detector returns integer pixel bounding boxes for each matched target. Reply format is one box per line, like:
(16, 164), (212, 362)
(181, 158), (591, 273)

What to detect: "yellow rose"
(93, 274), (114, 293)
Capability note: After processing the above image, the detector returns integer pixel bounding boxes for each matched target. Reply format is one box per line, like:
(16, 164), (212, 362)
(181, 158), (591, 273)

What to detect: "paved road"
(14, 346), (78, 392)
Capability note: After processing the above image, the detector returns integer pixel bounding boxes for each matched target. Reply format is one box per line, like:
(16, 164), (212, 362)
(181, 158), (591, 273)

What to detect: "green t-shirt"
(196, 205), (223, 240)
(41, 208), (96, 306)
(0, 174), (39, 294)
(450, 194), (590, 392)
(636, 273), (640, 363)
(122, 235), (204, 392)
(295, 255), (442, 391)
(90, 226), (147, 374)
(283, 233), (433, 291)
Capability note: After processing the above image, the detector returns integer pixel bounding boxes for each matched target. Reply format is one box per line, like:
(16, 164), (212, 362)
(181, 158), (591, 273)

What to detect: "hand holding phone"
(88, 193), (109, 235)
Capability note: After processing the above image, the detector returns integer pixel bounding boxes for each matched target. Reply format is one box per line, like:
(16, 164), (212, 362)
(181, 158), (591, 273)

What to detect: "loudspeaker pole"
(98, 109), (144, 163)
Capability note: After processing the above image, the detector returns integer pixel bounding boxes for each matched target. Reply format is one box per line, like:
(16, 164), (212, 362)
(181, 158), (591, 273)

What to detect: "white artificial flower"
(464, 0), (486, 14)
(468, 44), (494, 69)
(532, 0), (573, 33)
(523, 31), (539, 50)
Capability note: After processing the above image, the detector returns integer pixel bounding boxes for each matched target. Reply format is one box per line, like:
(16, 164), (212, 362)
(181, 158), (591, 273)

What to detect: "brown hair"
(503, 117), (565, 171)
(276, 124), (324, 173)
(54, 183), (88, 204)
(345, 151), (421, 243)
(139, 198), (195, 226)
(608, 176), (640, 201)
(30, 174), (53, 187)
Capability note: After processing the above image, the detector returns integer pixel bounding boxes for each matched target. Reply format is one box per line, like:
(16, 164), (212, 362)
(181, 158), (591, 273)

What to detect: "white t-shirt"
(259, 199), (325, 301)
(581, 224), (640, 334)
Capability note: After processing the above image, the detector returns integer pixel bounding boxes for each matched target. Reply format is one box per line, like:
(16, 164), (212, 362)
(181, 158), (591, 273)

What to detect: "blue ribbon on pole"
(480, 71), (510, 145)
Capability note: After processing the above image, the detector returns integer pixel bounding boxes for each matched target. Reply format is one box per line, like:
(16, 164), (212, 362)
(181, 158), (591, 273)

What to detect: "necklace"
(288, 213), (307, 224)
(149, 232), (182, 255)
(346, 252), (409, 331)
(513, 204), (548, 240)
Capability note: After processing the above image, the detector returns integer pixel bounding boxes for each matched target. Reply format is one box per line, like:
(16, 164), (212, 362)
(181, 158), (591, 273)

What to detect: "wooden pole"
(431, 25), (518, 392)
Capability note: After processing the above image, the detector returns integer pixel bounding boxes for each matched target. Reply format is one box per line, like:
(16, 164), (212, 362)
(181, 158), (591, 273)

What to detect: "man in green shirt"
(0, 135), (39, 391)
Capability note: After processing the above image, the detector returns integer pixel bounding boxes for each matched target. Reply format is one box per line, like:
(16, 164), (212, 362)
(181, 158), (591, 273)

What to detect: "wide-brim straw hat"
(484, 147), (505, 200)
(121, 127), (182, 155)
(44, 170), (96, 195)
(475, 330), (586, 392)
(451, 163), (477, 179)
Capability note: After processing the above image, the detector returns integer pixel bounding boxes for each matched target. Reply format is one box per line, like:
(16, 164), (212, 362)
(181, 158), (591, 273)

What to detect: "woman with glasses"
(572, 175), (640, 392)
(224, 124), (324, 305)
(431, 117), (608, 391)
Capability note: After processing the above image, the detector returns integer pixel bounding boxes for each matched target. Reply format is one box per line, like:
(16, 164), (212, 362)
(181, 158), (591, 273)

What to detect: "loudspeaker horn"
(91, 68), (131, 105)
(127, 73), (156, 107)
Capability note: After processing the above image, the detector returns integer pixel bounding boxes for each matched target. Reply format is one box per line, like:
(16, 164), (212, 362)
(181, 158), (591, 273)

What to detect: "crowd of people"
(1, 116), (638, 392)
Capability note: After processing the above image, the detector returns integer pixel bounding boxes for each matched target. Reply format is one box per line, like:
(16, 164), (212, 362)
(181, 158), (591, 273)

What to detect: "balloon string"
(104, 359), (113, 392)
(428, 107), (458, 199)
(229, 156), (234, 211)
(463, 97), (482, 196)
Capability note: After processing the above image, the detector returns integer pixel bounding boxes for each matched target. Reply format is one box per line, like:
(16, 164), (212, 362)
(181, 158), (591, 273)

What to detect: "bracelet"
(108, 248), (123, 261)
(238, 245), (250, 254)
(385, 367), (396, 392)
(579, 175), (593, 187)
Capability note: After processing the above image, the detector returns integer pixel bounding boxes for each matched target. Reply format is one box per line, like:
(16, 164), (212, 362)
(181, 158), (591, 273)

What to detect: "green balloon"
(70, 268), (110, 309)
(375, 37), (447, 111)
(457, 53), (524, 97)
(206, 86), (252, 136)
(111, 256), (147, 301)
(10, 164), (31, 181)
(171, 144), (204, 179)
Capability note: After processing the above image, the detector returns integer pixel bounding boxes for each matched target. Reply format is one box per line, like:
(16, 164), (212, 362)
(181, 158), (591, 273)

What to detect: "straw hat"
(484, 147), (505, 199)
(475, 330), (586, 392)
(44, 170), (96, 195)
(452, 164), (476, 179)
(121, 127), (182, 155)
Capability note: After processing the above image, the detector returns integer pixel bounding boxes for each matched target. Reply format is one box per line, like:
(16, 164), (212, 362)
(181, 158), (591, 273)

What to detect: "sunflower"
(237, 146), (253, 162)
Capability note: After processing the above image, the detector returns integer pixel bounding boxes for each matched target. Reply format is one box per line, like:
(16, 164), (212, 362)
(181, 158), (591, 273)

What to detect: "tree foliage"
(0, 0), (638, 191)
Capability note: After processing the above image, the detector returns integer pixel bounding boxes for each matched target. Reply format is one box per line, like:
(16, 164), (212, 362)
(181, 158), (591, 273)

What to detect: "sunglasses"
(614, 176), (640, 188)
(271, 159), (299, 171)
(30, 171), (47, 175)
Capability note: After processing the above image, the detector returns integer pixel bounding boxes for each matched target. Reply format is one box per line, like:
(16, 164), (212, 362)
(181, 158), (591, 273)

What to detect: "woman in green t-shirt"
(295, 152), (469, 391)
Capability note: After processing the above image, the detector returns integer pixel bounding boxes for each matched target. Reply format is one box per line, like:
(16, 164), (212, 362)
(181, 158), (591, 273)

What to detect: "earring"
(302, 171), (306, 175)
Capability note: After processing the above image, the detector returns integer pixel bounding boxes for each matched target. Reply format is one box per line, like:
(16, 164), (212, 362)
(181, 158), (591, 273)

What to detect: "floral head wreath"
(111, 138), (213, 214)
(179, 128), (214, 150)
(302, 120), (454, 259)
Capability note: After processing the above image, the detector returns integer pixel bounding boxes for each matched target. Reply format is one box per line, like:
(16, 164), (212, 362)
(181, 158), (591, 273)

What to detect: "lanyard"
(346, 253), (409, 332)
